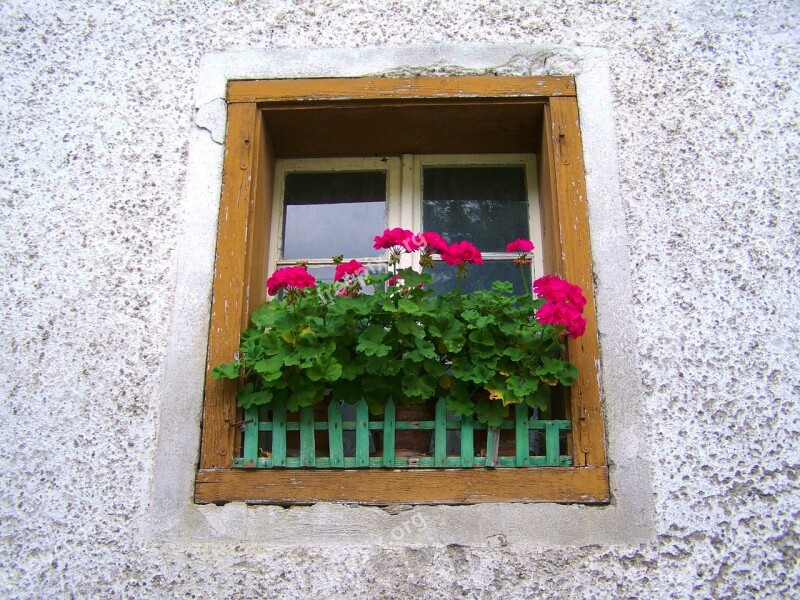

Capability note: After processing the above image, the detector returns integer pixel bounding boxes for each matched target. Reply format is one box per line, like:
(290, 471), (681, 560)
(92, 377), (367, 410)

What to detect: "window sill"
(195, 466), (610, 505)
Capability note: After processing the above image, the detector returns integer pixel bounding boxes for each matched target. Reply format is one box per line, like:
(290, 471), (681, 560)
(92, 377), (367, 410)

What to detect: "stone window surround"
(147, 44), (655, 547)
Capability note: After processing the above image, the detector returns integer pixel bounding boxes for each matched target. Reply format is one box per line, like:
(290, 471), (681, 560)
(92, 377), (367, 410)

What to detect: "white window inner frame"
(269, 153), (542, 288)
(269, 156), (403, 294)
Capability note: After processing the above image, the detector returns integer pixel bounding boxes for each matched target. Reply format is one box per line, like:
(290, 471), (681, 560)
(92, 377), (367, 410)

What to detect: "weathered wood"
(382, 399), (395, 468)
(199, 79), (609, 504)
(199, 102), (258, 469)
(243, 111), (275, 323)
(547, 96), (607, 468)
(272, 404), (286, 467)
(195, 466), (609, 504)
(545, 422), (560, 467)
(486, 427), (500, 468)
(515, 405), (529, 467)
(327, 400), (344, 468)
(242, 406), (259, 468)
(355, 400), (370, 467)
(227, 76), (576, 103)
(537, 104), (562, 279)
(460, 416), (474, 468)
(261, 101), (543, 157)
(434, 398), (447, 467)
(299, 406), (315, 467)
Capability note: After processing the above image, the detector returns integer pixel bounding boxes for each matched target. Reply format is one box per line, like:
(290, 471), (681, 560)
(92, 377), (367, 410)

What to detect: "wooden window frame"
(195, 76), (609, 505)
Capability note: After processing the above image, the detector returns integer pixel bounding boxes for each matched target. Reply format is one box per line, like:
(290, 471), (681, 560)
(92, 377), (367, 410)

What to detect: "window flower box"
(214, 230), (587, 469)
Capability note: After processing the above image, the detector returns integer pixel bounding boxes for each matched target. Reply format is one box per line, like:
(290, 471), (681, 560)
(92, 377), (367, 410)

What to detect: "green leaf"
(483, 381), (522, 406)
(366, 356), (402, 375)
(451, 360), (495, 385)
(306, 356), (343, 382)
(474, 315), (496, 328)
(211, 361), (240, 379)
(460, 309), (480, 321)
(491, 280), (515, 294)
(506, 375), (539, 398)
(396, 314), (425, 338)
(445, 392), (475, 418)
(429, 318), (465, 352)
(406, 338), (437, 362)
(525, 385), (550, 410)
(496, 317), (520, 335)
(535, 357), (579, 386)
(468, 328), (496, 347)
(401, 373), (436, 398)
(250, 304), (284, 329)
(423, 359), (444, 378)
(396, 298), (421, 314)
(356, 327), (391, 357)
(239, 337), (266, 363)
(556, 362), (579, 386)
(237, 385), (273, 410)
(394, 268), (431, 289)
(334, 348), (364, 380)
(503, 347), (525, 361)
(295, 332), (326, 359)
(253, 356), (284, 381)
(475, 397), (508, 427)
(286, 378), (324, 410)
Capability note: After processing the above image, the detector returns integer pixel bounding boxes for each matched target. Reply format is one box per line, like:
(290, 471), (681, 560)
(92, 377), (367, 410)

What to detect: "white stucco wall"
(1, 1), (798, 597)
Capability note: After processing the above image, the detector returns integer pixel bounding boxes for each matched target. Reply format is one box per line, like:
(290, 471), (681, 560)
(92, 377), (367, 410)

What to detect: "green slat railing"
(239, 400), (572, 469)
(382, 399), (395, 468)
(327, 399), (344, 468)
(299, 406), (315, 467)
(434, 398), (447, 467)
(272, 403), (287, 467)
(460, 415), (474, 467)
(515, 406), (529, 467)
(355, 400), (370, 467)
(242, 406), (259, 467)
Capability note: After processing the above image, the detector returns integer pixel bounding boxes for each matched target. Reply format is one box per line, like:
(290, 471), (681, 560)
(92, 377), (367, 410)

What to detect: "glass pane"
(422, 166), (529, 253)
(283, 171), (387, 260)
(429, 260), (529, 295)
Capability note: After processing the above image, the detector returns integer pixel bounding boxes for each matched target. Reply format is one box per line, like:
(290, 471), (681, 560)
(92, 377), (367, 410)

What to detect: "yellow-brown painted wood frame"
(197, 76), (607, 504)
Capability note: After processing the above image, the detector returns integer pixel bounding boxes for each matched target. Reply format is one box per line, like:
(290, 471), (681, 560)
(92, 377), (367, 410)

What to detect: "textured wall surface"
(1, 0), (798, 598)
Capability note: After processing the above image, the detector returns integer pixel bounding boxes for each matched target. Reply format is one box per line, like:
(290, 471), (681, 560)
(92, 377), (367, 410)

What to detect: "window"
(270, 154), (542, 292)
(196, 76), (608, 504)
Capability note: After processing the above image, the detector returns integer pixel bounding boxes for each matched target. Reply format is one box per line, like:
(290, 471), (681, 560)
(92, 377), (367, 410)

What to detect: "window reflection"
(422, 166), (529, 253)
(282, 171), (387, 260)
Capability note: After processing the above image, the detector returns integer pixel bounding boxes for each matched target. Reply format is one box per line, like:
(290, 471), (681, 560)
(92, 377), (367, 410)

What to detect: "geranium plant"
(212, 229), (586, 427)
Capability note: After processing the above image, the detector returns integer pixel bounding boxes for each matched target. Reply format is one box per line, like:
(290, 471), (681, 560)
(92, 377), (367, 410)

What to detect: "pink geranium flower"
(506, 238), (535, 253)
(373, 228), (415, 251)
(334, 259), (366, 282)
(419, 231), (449, 254)
(442, 241), (483, 266)
(533, 274), (587, 338)
(266, 265), (316, 296)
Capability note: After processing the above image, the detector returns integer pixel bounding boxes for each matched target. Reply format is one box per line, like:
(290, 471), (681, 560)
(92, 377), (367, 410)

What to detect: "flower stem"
(519, 261), (529, 299)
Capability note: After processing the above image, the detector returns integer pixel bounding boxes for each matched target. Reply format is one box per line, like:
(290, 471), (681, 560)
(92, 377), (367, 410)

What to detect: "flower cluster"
(334, 259), (366, 282)
(506, 238), (535, 266)
(373, 228), (452, 268)
(333, 259), (367, 297)
(533, 275), (587, 338)
(266, 265), (316, 297)
(441, 241), (484, 266)
(373, 228), (416, 251)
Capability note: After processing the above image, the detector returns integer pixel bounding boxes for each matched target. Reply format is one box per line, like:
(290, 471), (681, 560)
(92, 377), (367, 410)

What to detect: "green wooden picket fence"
(233, 398), (572, 469)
